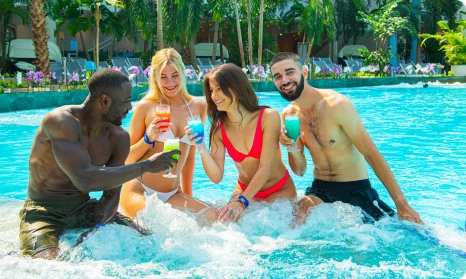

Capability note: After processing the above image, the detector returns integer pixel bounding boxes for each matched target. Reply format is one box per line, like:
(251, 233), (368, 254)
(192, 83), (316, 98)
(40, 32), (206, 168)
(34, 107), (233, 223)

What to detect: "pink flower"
(128, 66), (140, 75)
(112, 66), (122, 72)
(143, 66), (151, 76)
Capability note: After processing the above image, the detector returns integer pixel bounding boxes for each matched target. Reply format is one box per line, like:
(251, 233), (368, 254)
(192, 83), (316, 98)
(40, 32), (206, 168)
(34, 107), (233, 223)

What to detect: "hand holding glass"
(187, 115), (204, 145)
(163, 138), (179, 178)
(285, 114), (301, 152)
(155, 104), (170, 142)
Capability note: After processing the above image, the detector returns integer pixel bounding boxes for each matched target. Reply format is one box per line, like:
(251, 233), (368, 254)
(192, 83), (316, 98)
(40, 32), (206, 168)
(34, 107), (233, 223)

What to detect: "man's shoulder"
(43, 106), (79, 129)
(319, 89), (351, 109)
(108, 125), (130, 143)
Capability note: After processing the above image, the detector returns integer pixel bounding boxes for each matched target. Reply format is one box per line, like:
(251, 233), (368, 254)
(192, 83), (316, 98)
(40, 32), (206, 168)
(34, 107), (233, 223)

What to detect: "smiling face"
(159, 64), (181, 97)
(208, 77), (236, 112)
(271, 59), (308, 102)
(106, 82), (133, 126)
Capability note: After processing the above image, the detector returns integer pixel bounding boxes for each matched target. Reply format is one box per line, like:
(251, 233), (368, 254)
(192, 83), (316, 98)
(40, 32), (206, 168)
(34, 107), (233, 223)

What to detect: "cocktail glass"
(162, 138), (180, 178)
(285, 114), (301, 152)
(155, 104), (170, 141)
(187, 115), (204, 146)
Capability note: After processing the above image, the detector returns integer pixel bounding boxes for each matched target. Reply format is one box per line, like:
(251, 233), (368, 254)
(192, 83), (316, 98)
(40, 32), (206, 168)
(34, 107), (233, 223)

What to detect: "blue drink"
(285, 114), (300, 152)
(187, 115), (204, 145)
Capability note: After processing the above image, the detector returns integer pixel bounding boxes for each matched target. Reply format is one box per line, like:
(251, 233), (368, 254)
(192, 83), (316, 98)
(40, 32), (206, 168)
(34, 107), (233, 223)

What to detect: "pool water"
(0, 82), (465, 278)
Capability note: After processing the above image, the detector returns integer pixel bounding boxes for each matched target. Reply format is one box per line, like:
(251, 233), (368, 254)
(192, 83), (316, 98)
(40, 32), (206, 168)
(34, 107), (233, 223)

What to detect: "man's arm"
(94, 128), (131, 224)
(44, 111), (179, 193)
(333, 96), (422, 223)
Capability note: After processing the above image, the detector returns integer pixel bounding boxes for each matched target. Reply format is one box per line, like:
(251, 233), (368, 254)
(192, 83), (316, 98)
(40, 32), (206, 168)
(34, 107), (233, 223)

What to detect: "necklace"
(230, 111), (248, 132)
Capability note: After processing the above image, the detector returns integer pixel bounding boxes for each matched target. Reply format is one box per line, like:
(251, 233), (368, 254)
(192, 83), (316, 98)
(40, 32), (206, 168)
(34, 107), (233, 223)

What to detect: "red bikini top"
(219, 107), (265, 163)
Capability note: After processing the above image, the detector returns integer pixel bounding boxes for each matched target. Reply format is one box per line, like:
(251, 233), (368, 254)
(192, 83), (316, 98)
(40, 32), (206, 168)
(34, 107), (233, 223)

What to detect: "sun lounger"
(344, 60), (360, 73)
(50, 62), (63, 80)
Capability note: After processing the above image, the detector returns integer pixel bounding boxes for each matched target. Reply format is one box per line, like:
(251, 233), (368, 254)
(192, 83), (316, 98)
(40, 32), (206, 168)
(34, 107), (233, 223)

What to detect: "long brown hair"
(204, 63), (261, 147)
(144, 48), (192, 103)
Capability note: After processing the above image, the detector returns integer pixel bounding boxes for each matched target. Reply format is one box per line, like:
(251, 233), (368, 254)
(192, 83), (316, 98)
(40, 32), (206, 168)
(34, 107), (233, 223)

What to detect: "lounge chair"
(313, 60), (332, 73)
(344, 60), (360, 73)
(197, 57), (212, 66)
(112, 59), (130, 75)
(50, 61), (63, 80)
(99, 61), (109, 69)
(399, 62), (418, 75)
(321, 57), (338, 68)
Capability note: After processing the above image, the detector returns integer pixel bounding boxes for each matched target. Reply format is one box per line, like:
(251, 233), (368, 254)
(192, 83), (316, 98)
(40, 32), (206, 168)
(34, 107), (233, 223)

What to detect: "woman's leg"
(167, 192), (218, 224)
(264, 177), (297, 202)
(119, 180), (146, 217)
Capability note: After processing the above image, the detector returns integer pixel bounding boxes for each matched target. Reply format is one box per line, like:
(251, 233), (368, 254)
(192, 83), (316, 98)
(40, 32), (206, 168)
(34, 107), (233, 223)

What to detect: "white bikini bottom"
(135, 179), (178, 203)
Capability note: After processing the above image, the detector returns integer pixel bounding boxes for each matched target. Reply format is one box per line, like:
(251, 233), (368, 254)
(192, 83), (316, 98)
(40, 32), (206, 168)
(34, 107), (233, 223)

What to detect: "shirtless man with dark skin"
(270, 53), (422, 226)
(19, 69), (180, 260)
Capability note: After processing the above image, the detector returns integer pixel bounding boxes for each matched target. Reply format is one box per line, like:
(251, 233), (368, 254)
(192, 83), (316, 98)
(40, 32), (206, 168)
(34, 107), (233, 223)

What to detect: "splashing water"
(0, 85), (466, 278)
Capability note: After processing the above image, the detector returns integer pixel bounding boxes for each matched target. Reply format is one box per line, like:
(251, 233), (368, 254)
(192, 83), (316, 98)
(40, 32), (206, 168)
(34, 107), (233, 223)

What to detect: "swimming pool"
(0, 83), (465, 278)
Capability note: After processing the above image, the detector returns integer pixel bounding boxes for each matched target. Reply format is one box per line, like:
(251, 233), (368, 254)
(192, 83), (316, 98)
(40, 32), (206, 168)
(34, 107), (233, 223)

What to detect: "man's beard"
(279, 75), (305, 102)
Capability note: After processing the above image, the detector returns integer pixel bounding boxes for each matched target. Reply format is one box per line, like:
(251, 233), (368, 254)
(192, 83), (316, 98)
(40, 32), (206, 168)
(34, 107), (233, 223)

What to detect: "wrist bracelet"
(94, 222), (105, 228)
(143, 134), (155, 148)
(237, 195), (249, 208)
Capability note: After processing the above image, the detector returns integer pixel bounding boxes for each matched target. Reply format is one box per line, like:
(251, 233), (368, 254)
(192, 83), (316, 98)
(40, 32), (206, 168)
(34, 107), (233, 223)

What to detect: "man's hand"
(279, 126), (304, 149)
(144, 150), (181, 174)
(397, 204), (423, 224)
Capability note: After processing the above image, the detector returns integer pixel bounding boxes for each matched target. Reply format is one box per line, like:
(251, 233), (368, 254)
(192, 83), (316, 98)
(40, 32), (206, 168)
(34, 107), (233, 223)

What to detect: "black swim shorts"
(19, 195), (134, 257)
(305, 179), (395, 221)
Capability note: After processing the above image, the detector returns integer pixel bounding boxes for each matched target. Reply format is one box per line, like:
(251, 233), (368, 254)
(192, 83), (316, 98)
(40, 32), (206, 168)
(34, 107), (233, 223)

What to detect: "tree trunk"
(1, 14), (7, 73)
(108, 35), (116, 64)
(189, 38), (198, 71)
(79, 31), (91, 61)
(219, 27), (224, 63)
(31, 0), (51, 75)
(257, 0), (264, 75)
(305, 36), (315, 65)
(157, 0), (164, 50)
(94, 3), (100, 68)
(233, 0), (246, 69)
(181, 46), (190, 65)
(246, 0), (253, 79)
(301, 31), (306, 58)
(211, 21), (219, 65)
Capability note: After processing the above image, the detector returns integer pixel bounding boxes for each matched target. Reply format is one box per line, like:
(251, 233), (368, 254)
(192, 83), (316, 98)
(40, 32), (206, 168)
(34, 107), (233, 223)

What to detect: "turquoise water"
(0, 82), (465, 278)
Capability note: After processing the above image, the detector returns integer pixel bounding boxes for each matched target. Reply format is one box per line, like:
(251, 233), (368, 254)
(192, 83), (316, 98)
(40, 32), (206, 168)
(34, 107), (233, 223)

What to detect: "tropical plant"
(77, 0), (124, 68)
(420, 20), (466, 65)
(49, 0), (92, 60)
(233, 0), (246, 69)
(358, 0), (414, 50)
(157, 0), (163, 50)
(335, 0), (367, 45)
(0, 0), (29, 73)
(164, 0), (203, 69)
(31, 0), (50, 75)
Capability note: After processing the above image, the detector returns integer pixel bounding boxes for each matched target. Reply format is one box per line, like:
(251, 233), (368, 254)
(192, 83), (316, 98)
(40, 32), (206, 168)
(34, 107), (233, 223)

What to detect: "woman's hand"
(184, 126), (202, 146)
(146, 118), (170, 142)
(217, 200), (245, 223)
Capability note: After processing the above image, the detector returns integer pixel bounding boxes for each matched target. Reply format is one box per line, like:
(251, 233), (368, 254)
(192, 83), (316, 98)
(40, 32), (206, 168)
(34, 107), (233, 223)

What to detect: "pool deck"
(0, 76), (465, 113)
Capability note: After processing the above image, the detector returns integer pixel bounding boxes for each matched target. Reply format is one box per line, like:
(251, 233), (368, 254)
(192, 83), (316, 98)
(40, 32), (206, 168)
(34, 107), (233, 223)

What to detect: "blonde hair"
(144, 48), (192, 102)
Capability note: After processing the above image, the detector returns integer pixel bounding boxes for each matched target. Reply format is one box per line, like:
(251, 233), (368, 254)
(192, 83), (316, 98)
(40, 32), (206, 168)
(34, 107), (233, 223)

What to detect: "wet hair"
(270, 52), (303, 70)
(144, 48), (192, 102)
(204, 63), (261, 147)
(88, 68), (130, 100)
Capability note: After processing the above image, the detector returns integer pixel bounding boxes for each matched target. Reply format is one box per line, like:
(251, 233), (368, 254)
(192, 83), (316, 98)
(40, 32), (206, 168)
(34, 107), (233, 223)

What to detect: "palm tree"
(257, 0), (264, 76)
(0, 0), (29, 73)
(246, 0), (253, 78)
(209, 0), (226, 65)
(233, 0), (246, 69)
(30, 0), (50, 75)
(50, 0), (92, 61)
(164, 0), (203, 69)
(157, 0), (163, 50)
(300, 0), (336, 64)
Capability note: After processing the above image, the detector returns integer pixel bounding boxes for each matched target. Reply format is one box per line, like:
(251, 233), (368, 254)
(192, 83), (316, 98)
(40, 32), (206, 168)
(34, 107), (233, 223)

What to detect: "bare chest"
(300, 108), (346, 152)
(79, 134), (113, 166)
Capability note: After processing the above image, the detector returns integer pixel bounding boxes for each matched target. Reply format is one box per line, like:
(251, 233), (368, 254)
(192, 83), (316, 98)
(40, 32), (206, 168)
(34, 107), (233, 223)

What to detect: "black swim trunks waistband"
(311, 179), (371, 191)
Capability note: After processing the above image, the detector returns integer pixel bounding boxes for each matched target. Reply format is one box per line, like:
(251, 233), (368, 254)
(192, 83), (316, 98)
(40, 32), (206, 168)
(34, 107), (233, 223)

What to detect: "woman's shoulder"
(188, 96), (207, 106)
(261, 107), (280, 118)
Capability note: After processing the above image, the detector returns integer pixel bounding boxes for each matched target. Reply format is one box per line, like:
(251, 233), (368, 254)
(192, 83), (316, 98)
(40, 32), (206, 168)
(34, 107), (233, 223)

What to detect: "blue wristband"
(237, 195), (249, 208)
(143, 134), (155, 148)
(94, 222), (105, 228)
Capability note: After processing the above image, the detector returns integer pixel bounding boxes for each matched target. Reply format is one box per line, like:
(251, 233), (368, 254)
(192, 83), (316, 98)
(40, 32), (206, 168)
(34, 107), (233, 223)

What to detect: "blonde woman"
(120, 48), (216, 221)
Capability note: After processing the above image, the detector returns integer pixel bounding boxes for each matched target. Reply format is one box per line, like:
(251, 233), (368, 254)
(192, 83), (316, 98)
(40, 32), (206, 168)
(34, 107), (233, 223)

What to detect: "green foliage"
(335, 0), (367, 44)
(359, 47), (393, 66)
(358, 0), (414, 49)
(420, 20), (466, 65)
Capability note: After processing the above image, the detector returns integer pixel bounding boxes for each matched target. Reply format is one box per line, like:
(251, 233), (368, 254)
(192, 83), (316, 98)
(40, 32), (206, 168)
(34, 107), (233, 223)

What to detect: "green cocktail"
(163, 138), (179, 178)
(285, 114), (300, 152)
